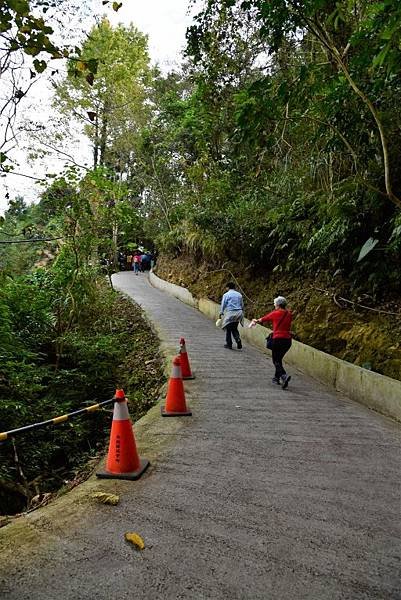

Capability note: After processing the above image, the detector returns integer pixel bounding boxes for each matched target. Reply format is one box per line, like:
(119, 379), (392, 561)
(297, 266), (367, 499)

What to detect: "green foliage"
(3, 272), (55, 349)
(0, 164), (161, 515)
(357, 238), (379, 263)
(0, 272), (163, 514)
(131, 0), (401, 296)
(13, 5), (395, 299)
(56, 18), (153, 171)
(0, 0), (61, 65)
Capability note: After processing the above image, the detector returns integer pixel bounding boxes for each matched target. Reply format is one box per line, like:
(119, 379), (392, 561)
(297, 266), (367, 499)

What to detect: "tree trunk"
(99, 104), (108, 167)
(112, 222), (118, 269)
(93, 113), (99, 168)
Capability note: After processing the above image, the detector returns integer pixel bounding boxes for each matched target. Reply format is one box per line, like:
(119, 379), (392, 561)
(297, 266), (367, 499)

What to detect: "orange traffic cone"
(179, 337), (195, 380)
(161, 356), (192, 417)
(97, 389), (149, 480)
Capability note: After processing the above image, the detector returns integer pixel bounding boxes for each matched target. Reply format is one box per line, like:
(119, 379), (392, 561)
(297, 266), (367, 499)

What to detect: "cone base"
(96, 458), (150, 481)
(182, 373), (195, 380)
(161, 406), (192, 417)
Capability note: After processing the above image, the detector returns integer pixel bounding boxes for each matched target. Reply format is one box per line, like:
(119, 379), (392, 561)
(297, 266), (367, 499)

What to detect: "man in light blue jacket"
(220, 282), (244, 350)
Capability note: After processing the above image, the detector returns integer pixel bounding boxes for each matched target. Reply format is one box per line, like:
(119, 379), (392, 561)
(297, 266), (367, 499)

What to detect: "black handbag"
(265, 311), (288, 350)
(265, 333), (274, 350)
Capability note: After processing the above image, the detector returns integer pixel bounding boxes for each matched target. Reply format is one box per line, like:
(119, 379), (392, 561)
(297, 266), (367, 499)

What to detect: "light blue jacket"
(220, 289), (244, 314)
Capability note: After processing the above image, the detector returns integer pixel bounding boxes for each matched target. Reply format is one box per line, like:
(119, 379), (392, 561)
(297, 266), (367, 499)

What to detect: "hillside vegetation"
(0, 195), (164, 517)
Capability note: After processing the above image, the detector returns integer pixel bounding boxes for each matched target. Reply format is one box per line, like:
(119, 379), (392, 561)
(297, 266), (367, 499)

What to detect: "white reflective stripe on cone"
(172, 364), (182, 379)
(113, 400), (130, 421)
(180, 344), (186, 352)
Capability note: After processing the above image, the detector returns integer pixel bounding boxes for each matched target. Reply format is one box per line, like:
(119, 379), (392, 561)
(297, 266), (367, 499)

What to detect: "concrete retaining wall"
(150, 271), (401, 421)
(149, 271), (198, 308)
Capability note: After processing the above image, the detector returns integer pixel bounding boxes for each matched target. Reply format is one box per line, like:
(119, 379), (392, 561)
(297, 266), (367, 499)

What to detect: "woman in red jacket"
(252, 296), (292, 389)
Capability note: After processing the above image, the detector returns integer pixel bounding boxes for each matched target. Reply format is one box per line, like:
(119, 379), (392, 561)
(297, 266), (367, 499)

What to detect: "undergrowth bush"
(0, 276), (164, 516)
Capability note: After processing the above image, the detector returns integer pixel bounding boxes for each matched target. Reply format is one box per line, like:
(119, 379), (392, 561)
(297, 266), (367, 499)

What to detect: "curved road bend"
(1, 270), (400, 600)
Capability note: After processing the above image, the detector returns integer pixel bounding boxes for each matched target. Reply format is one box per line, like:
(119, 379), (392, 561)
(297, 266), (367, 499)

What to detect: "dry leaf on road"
(125, 532), (145, 550)
(91, 492), (120, 505)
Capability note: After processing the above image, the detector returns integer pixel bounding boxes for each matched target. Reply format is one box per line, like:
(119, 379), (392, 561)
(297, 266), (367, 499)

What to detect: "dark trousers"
(225, 322), (241, 347)
(271, 338), (292, 379)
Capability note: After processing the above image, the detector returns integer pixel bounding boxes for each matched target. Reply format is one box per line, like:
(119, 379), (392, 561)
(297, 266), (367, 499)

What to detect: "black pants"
(225, 322), (241, 347)
(271, 338), (292, 379)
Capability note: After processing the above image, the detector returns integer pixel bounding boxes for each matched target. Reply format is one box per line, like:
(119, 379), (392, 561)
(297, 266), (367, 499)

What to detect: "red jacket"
(259, 309), (292, 339)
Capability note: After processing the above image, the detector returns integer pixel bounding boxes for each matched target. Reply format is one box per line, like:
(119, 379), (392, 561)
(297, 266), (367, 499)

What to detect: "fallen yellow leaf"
(91, 492), (120, 505)
(125, 532), (145, 550)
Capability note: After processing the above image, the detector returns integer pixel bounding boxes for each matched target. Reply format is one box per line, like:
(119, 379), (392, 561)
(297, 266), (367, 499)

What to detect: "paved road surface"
(1, 271), (400, 600)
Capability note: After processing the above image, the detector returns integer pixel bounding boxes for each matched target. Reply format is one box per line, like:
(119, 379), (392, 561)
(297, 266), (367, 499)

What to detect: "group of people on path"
(119, 251), (155, 274)
(219, 282), (292, 390)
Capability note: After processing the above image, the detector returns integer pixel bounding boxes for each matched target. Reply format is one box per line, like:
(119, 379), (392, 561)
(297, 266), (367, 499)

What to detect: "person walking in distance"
(251, 296), (292, 389)
(220, 282), (244, 350)
(132, 252), (141, 275)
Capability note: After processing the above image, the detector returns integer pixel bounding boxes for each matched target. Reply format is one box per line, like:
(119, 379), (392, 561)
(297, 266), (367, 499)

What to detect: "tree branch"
(289, 4), (401, 209)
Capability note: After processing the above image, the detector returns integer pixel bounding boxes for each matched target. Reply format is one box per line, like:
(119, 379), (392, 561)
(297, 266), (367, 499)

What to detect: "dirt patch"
(155, 254), (401, 380)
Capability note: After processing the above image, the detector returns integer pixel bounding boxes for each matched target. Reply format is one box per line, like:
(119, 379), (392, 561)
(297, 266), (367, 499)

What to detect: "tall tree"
(56, 18), (152, 173)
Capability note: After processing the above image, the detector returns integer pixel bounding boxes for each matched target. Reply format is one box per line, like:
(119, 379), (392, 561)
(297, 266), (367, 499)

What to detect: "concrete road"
(1, 271), (400, 600)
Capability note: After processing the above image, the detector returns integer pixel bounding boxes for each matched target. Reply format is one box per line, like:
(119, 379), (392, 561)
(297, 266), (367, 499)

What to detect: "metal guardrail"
(0, 397), (116, 442)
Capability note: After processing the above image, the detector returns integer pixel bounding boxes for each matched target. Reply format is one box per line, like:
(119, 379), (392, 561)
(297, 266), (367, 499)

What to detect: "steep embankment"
(155, 254), (401, 381)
